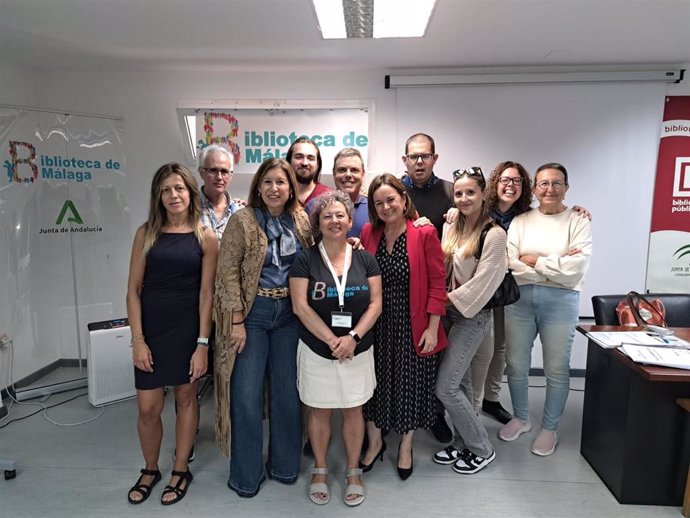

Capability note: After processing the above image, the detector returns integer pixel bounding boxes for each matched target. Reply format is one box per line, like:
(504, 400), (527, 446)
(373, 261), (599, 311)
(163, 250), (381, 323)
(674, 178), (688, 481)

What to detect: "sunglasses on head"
(452, 167), (484, 181)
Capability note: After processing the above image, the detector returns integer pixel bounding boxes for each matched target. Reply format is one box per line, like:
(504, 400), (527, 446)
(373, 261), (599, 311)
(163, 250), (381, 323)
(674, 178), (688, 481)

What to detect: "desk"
(578, 325), (690, 506)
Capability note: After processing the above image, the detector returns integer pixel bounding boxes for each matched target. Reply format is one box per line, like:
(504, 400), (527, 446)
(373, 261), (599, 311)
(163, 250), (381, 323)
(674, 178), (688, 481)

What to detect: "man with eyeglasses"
(286, 137), (332, 206)
(401, 133), (454, 238)
(400, 133), (454, 444)
(198, 144), (244, 240)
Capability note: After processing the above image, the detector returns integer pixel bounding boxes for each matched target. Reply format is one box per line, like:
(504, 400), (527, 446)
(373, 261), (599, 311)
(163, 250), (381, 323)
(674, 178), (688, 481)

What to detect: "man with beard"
(286, 137), (331, 206)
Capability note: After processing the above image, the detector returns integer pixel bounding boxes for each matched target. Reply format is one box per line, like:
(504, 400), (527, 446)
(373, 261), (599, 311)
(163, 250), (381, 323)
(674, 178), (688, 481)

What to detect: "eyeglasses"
(202, 167), (232, 177)
(536, 180), (566, 190)
(406, 153), (435, 163)
(452, 166), (484, 181)
(498, 176), (523, 186)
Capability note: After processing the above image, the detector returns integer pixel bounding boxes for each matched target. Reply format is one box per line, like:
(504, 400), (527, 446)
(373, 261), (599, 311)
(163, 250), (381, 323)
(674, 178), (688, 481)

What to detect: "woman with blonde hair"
(432, 167), (506, 475)
(126, 163), (218, 505)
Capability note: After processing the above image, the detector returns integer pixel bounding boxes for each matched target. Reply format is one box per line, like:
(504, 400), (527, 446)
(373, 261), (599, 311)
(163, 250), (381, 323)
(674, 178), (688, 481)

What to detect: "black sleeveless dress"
(135, 232), (201, 390)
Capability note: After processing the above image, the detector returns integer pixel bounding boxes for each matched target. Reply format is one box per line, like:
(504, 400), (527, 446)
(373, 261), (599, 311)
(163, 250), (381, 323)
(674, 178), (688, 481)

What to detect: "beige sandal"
(344, 467), (365, 507)
(308, 467), (330, 505)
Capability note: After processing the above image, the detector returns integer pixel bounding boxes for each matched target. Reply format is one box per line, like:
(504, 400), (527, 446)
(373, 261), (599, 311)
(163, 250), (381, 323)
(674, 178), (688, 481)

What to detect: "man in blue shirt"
(332, 148), (368, 238)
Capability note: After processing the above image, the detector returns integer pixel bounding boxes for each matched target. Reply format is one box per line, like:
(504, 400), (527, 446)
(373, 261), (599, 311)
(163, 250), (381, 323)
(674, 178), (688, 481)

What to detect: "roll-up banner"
(646, 96), (690, 292)
(0, 108), (129, 374)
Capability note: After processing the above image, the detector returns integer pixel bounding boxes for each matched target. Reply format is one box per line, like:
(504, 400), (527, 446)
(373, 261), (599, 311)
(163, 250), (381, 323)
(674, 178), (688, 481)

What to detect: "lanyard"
(318, 241), (352, 309)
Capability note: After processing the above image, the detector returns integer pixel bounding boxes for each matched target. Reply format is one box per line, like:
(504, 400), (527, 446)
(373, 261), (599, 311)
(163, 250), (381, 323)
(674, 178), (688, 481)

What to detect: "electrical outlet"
(0, 334), (10, 350)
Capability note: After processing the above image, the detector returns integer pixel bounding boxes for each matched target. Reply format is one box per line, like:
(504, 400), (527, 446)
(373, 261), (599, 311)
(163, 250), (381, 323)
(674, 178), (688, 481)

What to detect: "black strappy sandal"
(160, 469), (193, 506)
(127, 468), (161, 504)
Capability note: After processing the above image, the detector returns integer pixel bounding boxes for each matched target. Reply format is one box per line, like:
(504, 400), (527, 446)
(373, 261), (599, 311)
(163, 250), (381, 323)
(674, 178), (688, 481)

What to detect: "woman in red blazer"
(358, 173), (447, 480)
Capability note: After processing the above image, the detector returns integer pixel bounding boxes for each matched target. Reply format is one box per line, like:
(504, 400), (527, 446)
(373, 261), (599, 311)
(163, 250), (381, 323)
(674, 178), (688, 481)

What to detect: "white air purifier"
(87, 319), (136, 406)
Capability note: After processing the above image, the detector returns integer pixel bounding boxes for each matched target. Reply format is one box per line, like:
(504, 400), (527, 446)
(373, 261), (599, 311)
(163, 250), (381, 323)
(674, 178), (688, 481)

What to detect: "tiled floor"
(0, 371), (683, 517)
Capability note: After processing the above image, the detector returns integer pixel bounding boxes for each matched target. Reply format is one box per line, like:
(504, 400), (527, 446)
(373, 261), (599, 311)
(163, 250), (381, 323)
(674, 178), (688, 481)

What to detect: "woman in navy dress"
(126, 163), (217, 505)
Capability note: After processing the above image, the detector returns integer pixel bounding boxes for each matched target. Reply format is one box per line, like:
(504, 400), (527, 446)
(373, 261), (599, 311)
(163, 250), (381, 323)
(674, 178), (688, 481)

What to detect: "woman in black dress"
(126, 163), (217, 505)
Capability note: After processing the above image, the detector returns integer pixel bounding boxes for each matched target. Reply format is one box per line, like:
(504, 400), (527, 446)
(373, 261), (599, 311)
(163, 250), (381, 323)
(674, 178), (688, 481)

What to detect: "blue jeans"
(228, 296), (301, 497)
(436, 307), (494, 458)
(504, 284), (579, 431)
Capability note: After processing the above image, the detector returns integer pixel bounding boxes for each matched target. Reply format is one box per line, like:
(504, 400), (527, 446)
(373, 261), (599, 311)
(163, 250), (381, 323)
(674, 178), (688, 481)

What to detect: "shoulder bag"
(476, 223), (520, 310)
(615, 291), (667, 327)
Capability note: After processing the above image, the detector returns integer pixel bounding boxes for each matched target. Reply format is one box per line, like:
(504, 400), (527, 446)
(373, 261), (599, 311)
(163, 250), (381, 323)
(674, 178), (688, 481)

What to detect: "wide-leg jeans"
(228, 296), (301, 497)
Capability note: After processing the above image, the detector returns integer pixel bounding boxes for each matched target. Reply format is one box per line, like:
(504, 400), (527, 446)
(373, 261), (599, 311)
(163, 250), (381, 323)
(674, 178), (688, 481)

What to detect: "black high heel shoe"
(359, 439), (387, 473)
(397, 444), (414, 481)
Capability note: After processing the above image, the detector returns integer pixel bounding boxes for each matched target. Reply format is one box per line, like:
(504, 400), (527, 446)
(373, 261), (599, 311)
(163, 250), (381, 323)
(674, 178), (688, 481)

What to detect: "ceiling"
(1, 0), (689, 73)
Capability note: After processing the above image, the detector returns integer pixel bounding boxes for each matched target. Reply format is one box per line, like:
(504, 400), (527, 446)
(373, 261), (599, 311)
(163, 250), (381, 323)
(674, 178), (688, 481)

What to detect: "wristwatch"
(348, 330), (362, 344)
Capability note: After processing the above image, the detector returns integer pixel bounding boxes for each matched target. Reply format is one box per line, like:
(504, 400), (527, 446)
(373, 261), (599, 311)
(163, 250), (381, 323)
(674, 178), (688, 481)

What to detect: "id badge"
(331, 311), (353, 328)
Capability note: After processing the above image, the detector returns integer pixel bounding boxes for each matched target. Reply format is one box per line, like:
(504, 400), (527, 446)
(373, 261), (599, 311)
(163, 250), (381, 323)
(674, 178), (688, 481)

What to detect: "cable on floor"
(0, 337), (106, 428)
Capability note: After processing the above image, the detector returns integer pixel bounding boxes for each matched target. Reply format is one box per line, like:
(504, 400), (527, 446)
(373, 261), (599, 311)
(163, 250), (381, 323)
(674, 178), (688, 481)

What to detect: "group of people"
(125, 133), (592, 507)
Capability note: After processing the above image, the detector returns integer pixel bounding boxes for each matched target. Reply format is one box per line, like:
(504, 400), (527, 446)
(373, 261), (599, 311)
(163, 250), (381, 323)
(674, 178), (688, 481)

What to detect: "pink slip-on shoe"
(531, 429), (558, 456)
(498, 418), (532, 442)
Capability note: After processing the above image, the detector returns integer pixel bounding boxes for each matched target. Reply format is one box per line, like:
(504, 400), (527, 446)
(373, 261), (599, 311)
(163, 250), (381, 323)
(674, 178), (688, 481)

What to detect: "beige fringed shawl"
(213, 207), (313, 457)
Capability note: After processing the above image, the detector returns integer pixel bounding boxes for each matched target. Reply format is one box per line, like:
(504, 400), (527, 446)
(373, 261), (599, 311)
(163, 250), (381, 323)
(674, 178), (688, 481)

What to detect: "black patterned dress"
(363, 232), (438, 434)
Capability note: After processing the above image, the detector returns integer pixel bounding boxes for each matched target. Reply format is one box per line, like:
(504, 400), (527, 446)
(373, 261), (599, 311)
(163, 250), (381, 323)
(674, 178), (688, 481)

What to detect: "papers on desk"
(619, 344), (690, 370)
(586, 331), (690, 349)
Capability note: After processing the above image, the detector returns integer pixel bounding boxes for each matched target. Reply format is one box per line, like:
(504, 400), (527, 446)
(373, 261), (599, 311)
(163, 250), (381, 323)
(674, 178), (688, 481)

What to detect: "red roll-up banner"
(646, 96), (690, 292)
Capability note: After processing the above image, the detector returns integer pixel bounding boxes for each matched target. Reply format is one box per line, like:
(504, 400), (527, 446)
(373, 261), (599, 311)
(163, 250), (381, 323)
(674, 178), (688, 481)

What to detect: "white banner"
(0, 108), (130, 375)
(195, 108), (370, 174)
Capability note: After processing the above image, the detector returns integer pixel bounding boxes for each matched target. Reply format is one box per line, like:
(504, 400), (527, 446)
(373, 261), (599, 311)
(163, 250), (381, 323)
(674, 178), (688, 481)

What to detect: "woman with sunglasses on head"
(432, 167), (506, 475)
(359, 173), (447, 481)
(471, 162), (591, 426)
(498, 163), (592, 456)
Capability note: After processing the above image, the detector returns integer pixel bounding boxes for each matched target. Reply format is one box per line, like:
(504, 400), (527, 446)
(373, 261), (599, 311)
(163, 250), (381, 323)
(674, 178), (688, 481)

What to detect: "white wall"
(34, 69), (399, 232)
(2, 63), (689, 382)
(0, 59), (40, 106)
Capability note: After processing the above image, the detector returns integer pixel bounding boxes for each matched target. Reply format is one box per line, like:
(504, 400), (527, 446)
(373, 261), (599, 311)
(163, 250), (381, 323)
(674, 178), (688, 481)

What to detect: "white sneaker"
(452, 449), (496, 475)
(531, 430), (558, 456)
(498, 418), (532, 442)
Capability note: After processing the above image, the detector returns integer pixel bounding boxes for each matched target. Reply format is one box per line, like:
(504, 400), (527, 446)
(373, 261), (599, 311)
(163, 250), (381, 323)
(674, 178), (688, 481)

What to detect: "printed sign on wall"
(195, 108), (370, 174)
(646, 96), (690, 292)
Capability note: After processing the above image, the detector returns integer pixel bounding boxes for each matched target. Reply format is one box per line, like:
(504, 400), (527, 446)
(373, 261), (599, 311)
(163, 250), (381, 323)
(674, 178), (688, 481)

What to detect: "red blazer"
(361, 219), (448, 355)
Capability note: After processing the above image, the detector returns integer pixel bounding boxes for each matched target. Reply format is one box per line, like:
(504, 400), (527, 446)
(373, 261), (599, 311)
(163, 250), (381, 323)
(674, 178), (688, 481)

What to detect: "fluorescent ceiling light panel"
(313, 0), (347, 39)
(313, 0), (435, 39)
(374, 0), (435, 38)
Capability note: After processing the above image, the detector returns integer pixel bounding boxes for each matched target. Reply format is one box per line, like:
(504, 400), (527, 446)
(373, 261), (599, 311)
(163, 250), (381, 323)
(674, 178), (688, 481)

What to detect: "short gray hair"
(198, 144), (233, 170)
(309, 190), (354, 242)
